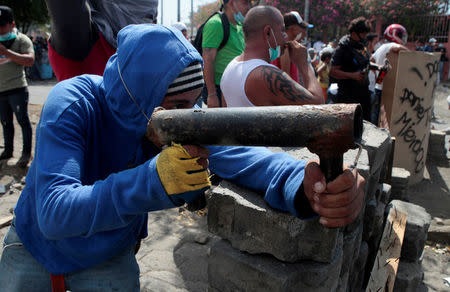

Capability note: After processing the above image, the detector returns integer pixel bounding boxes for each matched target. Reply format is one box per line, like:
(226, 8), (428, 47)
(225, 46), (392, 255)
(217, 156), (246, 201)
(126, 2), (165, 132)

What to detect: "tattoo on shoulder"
(260, 66), (312, 102)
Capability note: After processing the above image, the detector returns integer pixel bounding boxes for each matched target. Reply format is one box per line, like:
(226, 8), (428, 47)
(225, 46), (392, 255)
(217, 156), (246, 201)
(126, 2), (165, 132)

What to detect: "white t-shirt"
(220, 58), (277, 107)
(313, 41), (324, 53)
(371, 42), (398, 90)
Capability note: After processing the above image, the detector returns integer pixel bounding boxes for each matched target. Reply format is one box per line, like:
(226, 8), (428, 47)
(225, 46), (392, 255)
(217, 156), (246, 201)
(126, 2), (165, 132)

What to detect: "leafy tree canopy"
(191, 0), (222, 30)
(2, 0), (49, 34)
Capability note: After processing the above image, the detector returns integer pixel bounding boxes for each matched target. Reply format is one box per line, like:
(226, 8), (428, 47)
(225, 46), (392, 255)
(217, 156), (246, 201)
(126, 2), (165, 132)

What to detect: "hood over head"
(103, 24), (202, 139)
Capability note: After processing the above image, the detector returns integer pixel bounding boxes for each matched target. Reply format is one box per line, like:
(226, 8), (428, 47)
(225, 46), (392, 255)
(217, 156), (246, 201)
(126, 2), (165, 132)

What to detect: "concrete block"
(208, 237), (343, 292)
(337, 225), (363, 291)
(372, 201), (387, 242)
(207, 181), (340, 263)
(365, 175), (381, 203)
(427, 130), (446, 159)
(427, 218), (450, 243)
(392, 261), (424, 292)
(390, 167), (410, 187)
(380, 183), (392, 204)
(361, 121), (392, 175)
(363, 198), (377, 241)
(388, 200), (431, 262)
(348, 241), (369, 292)
(390, 168), (410, 201)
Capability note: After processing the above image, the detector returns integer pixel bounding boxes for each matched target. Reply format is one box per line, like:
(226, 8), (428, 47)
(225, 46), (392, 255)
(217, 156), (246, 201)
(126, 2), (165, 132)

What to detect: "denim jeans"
(0, 90), (32, 154)
(0, 218), (140, 292)
(370, 89), (382, 126)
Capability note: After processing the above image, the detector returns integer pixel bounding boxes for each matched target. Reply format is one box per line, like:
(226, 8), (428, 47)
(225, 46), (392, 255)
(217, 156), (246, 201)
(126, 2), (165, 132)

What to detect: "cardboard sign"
(380, 51), (440, 184)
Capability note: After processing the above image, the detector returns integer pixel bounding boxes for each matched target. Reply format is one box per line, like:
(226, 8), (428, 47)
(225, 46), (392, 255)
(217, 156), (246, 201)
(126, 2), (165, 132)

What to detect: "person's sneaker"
(0, 151), (13, 160)
(16, 153), (31, 168)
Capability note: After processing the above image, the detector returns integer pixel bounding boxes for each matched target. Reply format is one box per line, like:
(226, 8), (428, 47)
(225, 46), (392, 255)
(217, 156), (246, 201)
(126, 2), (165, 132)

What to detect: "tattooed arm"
(245, 65), (323, 106)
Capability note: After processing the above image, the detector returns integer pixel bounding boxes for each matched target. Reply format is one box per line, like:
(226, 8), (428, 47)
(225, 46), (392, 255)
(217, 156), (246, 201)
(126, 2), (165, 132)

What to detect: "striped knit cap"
(166, 61), (204, 96)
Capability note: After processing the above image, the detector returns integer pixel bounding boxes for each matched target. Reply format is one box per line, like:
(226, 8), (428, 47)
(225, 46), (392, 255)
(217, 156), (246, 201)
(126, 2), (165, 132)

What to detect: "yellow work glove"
(156, 143), (211, 206)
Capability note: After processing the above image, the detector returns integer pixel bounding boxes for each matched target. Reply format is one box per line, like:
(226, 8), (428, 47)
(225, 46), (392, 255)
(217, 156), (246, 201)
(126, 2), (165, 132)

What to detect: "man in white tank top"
(220, 6), (323, 107)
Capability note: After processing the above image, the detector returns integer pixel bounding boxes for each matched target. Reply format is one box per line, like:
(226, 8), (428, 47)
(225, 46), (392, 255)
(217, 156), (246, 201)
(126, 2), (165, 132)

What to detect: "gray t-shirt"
(0, 32), (34, 93)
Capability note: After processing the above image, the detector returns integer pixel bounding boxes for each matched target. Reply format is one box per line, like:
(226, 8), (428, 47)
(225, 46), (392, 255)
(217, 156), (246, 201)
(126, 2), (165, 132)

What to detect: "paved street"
(28, 79), (57, 105)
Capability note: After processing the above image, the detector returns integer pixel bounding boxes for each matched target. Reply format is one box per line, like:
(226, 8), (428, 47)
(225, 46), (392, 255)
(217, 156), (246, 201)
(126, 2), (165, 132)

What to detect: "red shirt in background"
(270, 58), (299, 83)
(48, 33), (116, 81)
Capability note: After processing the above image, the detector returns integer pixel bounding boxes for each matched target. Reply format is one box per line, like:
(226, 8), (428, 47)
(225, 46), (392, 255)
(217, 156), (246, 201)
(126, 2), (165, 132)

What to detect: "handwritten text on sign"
(390, 52), (440, 184)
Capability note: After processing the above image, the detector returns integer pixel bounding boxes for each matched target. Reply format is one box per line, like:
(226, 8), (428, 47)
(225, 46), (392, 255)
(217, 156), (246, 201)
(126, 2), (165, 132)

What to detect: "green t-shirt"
(202, 14), (245, 85)
(0, 32), (34, 93)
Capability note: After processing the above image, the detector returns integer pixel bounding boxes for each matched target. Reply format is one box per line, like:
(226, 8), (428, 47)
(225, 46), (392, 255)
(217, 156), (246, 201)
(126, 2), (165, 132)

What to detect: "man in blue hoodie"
(0, 24), (364, 291)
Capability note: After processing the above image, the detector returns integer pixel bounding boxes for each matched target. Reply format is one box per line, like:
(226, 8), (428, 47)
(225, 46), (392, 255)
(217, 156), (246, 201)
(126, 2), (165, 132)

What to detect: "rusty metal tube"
(149, 104), (363, 182)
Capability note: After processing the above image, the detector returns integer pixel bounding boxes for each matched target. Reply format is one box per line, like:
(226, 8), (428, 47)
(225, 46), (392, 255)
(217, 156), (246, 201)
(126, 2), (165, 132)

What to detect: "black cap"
(0, 6), (14, 26)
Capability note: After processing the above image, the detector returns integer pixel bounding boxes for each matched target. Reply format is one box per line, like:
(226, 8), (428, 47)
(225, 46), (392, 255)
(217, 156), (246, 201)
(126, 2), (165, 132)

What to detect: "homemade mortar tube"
(148, 104), (363, 209)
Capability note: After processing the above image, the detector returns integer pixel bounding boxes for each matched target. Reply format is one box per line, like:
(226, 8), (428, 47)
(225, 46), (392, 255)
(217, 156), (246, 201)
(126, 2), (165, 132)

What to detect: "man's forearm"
(6, 51), (34, 67)
(203, 61), (216, 96)
(202, 49), (216, 92)
(298, 62), (323, 104)
(202, 47), (219, 106)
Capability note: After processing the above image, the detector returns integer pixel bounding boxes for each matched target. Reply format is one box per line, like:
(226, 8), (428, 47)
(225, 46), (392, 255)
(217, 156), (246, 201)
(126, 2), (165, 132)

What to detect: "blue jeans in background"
(0, 90), (32, 154)
(0, 218), (140, 292)
(370, 89), (382, 126)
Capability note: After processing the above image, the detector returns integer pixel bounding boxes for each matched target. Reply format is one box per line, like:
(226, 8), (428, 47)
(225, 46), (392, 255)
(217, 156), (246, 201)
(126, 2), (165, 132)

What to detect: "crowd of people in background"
(25, 35), (53, 80)
(416, 37), (448, 82)
(0, 1), (448, 291)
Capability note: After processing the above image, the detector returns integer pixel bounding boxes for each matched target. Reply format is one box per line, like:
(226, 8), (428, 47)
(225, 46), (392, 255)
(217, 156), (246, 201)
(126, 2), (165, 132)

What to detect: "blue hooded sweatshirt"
(14, 24), (312, 275)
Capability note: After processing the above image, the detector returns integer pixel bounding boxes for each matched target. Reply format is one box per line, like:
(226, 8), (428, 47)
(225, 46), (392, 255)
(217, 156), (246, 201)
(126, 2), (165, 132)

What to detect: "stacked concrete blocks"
(427, 129), (447, 161)
(208, 237), (343, 292)
(205, 122), (426, 291)
(390, 167), (411, 201)
(207, 144), (372, 291)
(207, 180), (341, 263)
(388, 200), (431, 291)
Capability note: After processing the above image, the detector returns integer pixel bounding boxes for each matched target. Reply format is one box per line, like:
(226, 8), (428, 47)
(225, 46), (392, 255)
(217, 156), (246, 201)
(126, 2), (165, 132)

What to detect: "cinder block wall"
(207, 122), (431, 291)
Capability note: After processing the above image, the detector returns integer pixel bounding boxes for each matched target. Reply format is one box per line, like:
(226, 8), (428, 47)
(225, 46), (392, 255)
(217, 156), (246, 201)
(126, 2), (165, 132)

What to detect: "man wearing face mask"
(0, 6), (35, 167)
(202, 0), (251, 107)
(45, 0), (157, 81)
(271, 11), (313, 83)
(220, 6), (322, 107)
(329, 17), (372, 121)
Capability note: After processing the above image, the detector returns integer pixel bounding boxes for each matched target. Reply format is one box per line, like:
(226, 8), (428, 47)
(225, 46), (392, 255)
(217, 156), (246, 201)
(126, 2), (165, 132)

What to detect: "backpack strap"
(217, 12), (230, 51)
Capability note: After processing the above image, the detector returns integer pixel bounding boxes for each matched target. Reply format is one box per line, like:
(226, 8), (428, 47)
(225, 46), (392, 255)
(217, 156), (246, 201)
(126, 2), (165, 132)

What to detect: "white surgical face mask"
(267, 27), (281, 62)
